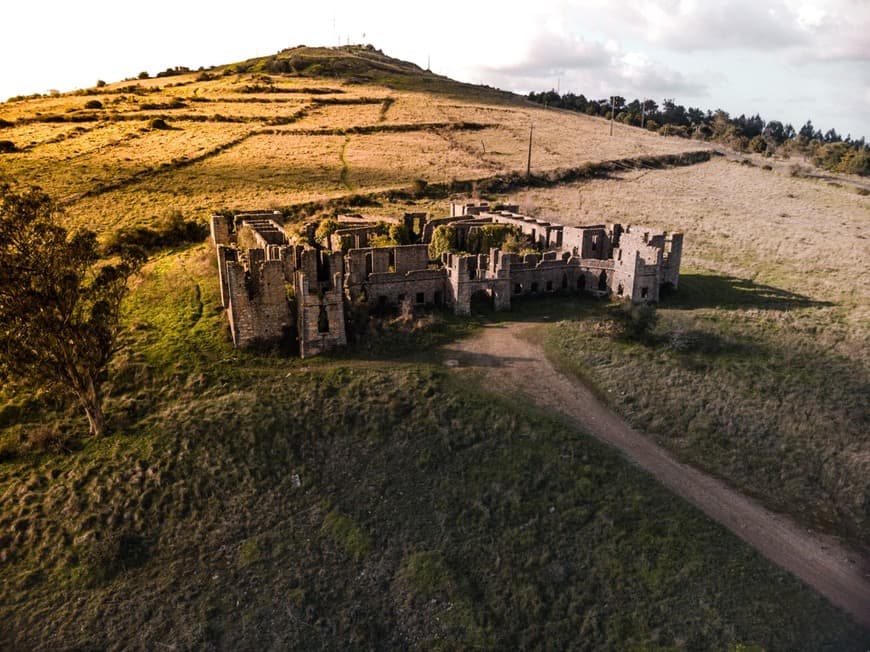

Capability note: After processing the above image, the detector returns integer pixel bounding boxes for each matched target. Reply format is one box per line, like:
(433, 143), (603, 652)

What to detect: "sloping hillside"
(0, 46), (867, 649)
(0, 45), (704, 233)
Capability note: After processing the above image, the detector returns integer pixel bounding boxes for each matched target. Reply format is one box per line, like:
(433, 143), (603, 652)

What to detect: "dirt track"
(443, 322), (870, 630)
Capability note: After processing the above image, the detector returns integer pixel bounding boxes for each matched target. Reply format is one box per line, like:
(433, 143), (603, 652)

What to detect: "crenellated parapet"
(211, 204), (683, 357)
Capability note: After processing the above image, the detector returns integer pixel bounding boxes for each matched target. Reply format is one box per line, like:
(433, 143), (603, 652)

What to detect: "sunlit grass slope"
(0, 45), (866, 648)
(0, 247), (866, 649)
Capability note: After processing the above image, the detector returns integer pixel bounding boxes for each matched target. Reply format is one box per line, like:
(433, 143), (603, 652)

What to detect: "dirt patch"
(443, 321), (870, 630)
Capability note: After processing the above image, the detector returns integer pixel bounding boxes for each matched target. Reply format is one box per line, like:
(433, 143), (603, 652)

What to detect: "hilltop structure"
(210, 203), (683, 357)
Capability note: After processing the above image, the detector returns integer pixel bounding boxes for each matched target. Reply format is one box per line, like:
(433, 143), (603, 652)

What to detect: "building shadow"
(663, 274), (834, 311)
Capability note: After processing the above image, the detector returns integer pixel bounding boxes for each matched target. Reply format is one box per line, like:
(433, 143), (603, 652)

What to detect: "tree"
(0, 184), (143, 436)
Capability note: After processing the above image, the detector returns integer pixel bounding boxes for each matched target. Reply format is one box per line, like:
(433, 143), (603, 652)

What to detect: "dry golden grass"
(450, 105), (706, 173)
(2, 68), (705, 235)
(513, 157), (870, 353)
(64, 133), (348, 230)
(342, 130), (494, 189)
(290, 102), (387, 129)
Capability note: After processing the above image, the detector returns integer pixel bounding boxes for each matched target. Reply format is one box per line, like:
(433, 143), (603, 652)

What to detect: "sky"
(2, 0), (868, 140)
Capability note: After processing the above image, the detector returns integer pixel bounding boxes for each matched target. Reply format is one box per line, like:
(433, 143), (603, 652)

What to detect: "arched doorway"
(469, 288), (495, 314)
(598, 270), (608, 291)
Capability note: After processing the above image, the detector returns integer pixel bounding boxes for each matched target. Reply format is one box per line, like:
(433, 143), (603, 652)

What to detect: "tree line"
(527, 91), (869, 176)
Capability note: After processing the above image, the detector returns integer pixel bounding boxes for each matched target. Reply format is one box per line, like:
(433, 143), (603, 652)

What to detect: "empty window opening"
(317, 305), (330, 333)
(388, 250), (395, 271)
(365, 252), (373, 275)
(617, 283), (624, 296)
(561, 274), (568, 290)
(598, 270), (607, 291)
(577, 275), (585, 290)
(434, 291), (443, 306)
(397, 293), (405, 303)
(316, 254), (331, 283)
(546, 280), (553, 292)
(531, 282), (539, 293)
(641, 287), (648, 298)
(415, 292), (425, 304)
(514, 283), (523, 294)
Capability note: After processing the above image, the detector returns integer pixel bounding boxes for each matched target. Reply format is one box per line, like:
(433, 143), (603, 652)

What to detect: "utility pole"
(526, 123), (533, 178)
(641, 98), (645, 130)
(610, 96), (615, 136)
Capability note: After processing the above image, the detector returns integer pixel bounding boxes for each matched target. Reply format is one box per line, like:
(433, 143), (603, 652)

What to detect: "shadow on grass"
(664, 274), (833, 311)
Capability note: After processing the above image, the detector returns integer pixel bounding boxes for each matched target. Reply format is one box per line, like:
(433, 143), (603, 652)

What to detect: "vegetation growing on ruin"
(0, 45), (868, 648)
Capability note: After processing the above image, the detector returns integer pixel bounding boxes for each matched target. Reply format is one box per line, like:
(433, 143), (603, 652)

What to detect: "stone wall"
(224, 255), (293, 347)
(212, 204), (683, 358)
(296, 269), (347, 358)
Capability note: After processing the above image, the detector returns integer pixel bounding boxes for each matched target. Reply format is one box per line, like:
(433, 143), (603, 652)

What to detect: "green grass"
(0, 255), (867, 649)
(535, 277), (869, 551)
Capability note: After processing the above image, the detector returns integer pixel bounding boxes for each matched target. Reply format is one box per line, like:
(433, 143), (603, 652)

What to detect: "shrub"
(314, 218), (339, 246)
(137, 71), (149, 80)
(0, 140), (16, 153)
(148, 117), (169, 130)
(84, 99), (103, 110)
(412, 178), (428, 197)
(83, 532), (150, 584)
(102, 211), (207, 255)
(428, 225), (457, 259)
(607, 300), (659, 342)
(96, 80), (106, 88)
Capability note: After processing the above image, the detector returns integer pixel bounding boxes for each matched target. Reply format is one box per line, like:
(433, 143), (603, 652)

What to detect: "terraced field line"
(339, 135), (353, 191)
(443, 321), (870, 630)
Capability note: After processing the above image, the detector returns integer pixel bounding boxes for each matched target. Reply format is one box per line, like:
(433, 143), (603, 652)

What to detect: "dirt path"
(443, 322), (870, 630)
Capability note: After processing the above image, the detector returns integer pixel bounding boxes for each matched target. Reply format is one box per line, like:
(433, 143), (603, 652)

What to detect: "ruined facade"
(211, 202), (683, 357)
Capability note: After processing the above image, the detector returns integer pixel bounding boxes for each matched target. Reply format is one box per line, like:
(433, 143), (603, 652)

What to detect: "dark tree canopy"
(525, 90), (869, 175)
(0, 184), (143, 436)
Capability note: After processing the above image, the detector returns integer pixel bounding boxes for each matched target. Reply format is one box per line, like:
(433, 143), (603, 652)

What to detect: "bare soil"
(443, 321), (870, 630)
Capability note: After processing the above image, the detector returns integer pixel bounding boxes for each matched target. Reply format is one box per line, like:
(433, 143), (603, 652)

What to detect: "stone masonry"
(211, 202), (683, 357)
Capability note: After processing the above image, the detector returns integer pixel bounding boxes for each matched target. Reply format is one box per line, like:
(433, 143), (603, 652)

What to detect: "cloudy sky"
(3, 0), (868, 139)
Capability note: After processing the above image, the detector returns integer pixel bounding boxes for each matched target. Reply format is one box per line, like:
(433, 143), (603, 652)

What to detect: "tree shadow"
(663, 274), (834, 311)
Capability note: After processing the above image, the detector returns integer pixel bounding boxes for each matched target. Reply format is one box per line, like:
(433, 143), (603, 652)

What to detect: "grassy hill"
(0, 45), (868, 648)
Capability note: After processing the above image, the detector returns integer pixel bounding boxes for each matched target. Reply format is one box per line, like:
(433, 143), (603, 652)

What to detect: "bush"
(96, 79), (106, 88)
(84, 99), (103, 110)
(314, 218), (339, 246)
(137, 71), (149, 80)
(102, 211), (207, 255)
(0, 140), (16, 153)
(83, 532), (150, 584)
(607, 300), (659, 342)
(412, 178), (428, 197)
(148, 117), (169, 130)
(428, 225), (457, 259)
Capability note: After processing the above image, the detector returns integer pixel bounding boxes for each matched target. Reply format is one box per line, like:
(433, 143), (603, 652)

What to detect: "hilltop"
(0, 46), (868, 649)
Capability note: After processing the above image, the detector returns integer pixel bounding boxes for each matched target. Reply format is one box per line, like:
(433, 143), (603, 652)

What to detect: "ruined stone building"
(210, 202), (683, 357)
